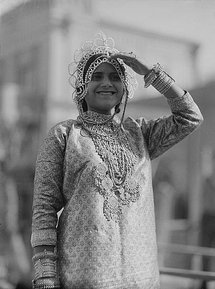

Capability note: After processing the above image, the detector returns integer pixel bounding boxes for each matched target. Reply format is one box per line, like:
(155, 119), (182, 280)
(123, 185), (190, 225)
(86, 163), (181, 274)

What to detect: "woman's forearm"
(33, 245), (55, 254)
(164, 83), (185, 99)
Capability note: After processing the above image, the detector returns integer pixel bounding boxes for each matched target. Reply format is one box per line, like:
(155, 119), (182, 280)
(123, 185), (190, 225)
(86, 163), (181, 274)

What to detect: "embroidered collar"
(77, 110), (121, 127)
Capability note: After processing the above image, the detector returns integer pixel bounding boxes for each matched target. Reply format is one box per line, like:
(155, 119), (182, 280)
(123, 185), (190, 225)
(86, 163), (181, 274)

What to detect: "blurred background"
(0, 0), (215, 288)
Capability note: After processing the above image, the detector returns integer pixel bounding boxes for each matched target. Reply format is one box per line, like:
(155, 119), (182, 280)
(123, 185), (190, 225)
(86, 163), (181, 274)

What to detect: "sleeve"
(31, 123), (68, 248)
(140, 92), (203, 160)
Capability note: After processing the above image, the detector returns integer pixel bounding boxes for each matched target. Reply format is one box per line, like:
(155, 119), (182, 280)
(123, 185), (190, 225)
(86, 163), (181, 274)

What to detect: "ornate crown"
(68, 31), (138, 104)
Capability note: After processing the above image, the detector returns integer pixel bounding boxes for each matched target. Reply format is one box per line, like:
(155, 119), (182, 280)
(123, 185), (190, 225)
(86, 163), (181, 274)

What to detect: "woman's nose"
(101, 75), (112, 86)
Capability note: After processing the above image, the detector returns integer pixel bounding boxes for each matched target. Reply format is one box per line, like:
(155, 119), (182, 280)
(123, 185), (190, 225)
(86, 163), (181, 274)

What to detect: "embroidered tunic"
(31, 92), (203, 289)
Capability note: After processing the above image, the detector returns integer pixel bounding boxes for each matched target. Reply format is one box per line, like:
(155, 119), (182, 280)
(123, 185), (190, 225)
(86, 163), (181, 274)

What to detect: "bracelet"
(152, 70), (175, 94)
(34, 258), (58, 280)
(144, 63), (163, 88)
(32, 250), (59, 281)
(144, 63), (175, 94)
(32, 277), (60, 289)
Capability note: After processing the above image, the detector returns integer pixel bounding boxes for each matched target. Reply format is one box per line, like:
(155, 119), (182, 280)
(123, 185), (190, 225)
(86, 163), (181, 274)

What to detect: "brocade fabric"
(31, 92), (203, 289)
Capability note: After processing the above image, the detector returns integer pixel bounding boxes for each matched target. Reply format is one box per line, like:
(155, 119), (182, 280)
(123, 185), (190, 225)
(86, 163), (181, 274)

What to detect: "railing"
(160, 267), (215, 281)
(159, 243), (215, 281)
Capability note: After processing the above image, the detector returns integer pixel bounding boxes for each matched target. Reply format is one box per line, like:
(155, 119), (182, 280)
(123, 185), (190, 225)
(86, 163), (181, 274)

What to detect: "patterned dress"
(31, 92), (203, 289)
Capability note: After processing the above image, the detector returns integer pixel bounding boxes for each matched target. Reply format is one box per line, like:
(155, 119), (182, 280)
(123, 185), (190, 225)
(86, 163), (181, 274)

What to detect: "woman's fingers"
(110, 52), (137, 61)
(110, 52), (150, 75)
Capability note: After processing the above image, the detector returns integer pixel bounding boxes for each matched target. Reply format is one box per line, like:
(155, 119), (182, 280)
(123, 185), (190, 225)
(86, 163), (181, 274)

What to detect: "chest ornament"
(78, 111), (142, 222)
(94, 162), (140, 222)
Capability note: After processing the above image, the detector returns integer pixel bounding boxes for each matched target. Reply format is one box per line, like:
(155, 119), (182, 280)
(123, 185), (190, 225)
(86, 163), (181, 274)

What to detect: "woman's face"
(84, 62), (124, 115)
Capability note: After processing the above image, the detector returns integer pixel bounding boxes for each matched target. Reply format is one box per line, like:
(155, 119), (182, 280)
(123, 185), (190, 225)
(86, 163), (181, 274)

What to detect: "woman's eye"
(110, 74), (121, 81)
(91, 73), (120, 81)
(91, 73), (102, 81)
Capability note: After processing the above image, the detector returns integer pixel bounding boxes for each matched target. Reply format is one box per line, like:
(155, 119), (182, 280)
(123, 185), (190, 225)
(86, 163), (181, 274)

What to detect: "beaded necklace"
(78, 111), (140, 222)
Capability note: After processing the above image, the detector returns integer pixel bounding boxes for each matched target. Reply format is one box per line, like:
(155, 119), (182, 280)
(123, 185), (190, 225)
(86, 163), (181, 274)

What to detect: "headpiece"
(68, 31), (138, 108)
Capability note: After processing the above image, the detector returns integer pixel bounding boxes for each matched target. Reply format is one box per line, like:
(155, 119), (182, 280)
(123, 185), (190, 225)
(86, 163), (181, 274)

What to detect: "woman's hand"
(110, 52), (151, 76)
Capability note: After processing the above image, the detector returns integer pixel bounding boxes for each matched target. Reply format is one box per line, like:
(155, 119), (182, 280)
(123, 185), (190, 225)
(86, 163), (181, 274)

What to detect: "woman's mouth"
(97, 91), (115, 96)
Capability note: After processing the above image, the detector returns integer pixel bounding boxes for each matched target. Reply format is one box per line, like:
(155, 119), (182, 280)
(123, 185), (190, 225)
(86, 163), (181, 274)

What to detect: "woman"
(31, 32), (203, 289)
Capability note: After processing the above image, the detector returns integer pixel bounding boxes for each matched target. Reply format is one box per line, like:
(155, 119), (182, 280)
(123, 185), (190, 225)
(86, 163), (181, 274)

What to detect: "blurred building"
(0, 0), (200, 131)
(0, 0), (212, 283)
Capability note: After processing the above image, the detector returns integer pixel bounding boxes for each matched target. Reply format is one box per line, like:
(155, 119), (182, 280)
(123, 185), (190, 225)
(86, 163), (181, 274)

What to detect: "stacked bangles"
(144, 63), (175, 95)
(32, 249), (60, 289)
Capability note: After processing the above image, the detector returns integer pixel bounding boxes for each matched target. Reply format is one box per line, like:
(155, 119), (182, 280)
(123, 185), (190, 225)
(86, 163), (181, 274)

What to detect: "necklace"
(78, 111), (140, 222)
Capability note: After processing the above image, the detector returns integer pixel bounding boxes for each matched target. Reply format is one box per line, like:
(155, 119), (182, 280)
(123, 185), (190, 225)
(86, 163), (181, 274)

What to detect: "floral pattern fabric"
(31, 92), (203, 289)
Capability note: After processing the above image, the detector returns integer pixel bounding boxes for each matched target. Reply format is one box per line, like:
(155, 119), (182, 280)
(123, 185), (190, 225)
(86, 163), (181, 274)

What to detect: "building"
(0, 0), (200, 132)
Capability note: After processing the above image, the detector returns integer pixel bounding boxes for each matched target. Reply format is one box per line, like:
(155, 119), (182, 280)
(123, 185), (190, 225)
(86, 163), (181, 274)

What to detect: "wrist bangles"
(32, 278), (60, 289)
(144, 63), (175, 95)
(32, 249), (60, 289)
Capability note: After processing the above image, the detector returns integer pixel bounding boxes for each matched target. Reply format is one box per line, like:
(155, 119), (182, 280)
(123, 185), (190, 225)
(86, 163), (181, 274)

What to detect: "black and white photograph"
(0, 1), (215, 288)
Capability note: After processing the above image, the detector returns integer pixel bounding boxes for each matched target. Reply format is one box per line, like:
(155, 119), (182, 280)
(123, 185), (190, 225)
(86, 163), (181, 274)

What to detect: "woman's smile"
(84, 63), (124, 115)
(96, 91), (116, 96)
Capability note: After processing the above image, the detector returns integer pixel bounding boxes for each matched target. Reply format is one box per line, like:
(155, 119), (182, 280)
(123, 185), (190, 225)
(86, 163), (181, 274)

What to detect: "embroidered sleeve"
(31, 122), (70, 248)
(140, 92), (203, 160)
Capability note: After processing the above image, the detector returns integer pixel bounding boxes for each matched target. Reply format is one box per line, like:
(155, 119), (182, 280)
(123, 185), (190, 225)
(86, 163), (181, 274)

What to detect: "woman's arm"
(140, 91), (203, 159)
(31, 123), (66, 248)
(110, 52), (187, 99)
(110, 52), (203, 159)
(164, 82), (185, 99)
(31, 124), (66, 288)
(33, 245), (55, 253)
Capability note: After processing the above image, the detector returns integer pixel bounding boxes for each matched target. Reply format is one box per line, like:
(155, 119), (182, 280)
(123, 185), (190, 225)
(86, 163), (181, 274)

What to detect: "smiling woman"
(31, 31), (203, 289)
(68, 37), (138, 125)
(84, 63), (124, 115)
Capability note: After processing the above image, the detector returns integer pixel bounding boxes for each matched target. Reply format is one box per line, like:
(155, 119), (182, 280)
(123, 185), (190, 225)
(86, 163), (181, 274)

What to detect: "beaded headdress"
(68, 31), (138, 109)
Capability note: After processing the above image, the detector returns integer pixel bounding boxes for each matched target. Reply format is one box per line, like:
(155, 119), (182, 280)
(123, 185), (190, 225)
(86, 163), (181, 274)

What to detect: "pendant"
(94, 163), (140, 222)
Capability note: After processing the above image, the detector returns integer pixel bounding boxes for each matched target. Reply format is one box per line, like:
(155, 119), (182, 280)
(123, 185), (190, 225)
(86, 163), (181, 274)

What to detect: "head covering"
(68, 32), (138, 124)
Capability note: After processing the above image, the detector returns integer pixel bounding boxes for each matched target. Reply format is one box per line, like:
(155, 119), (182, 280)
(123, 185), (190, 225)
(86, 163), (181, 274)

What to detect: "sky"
(1, 0), (215, 82)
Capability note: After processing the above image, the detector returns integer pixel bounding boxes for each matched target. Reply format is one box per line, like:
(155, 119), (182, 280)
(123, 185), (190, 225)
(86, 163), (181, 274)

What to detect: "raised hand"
(110, 52), (151, 76)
